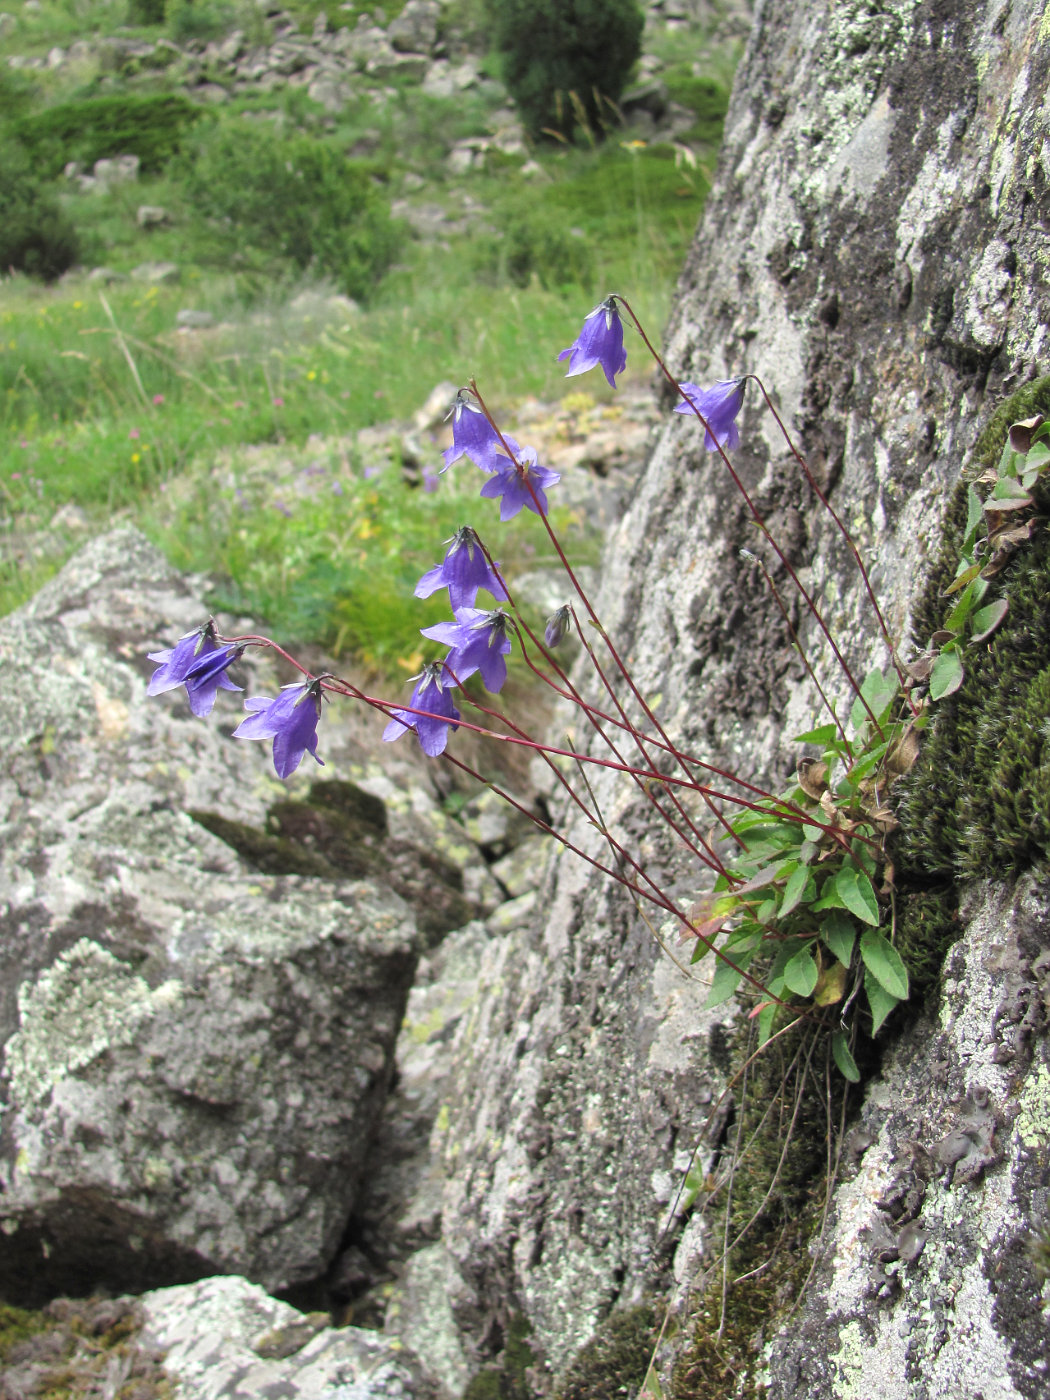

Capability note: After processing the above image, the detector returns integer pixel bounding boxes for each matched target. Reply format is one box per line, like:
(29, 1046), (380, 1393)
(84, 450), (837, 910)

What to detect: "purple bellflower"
(421, 608), (513, 693)
(480, 445), (561, 521)
(233, 680), (324, 779)
(442, 392), (503, 471)
(148, 624), (242, 718)
(558, 297), (627, 388)
(415, 526), (509, 611)
(673, 378), (746, 452)
(383, 661), (461, 757)
(544, 605), (572, 650)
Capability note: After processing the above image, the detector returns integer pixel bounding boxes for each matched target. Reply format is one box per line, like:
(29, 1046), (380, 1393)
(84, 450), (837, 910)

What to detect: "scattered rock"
(175, 307), (215, 329)
(136, 204), (170, 228)
(138, 1275), (422, 1399)
(131, 260), (180, 283)
(92, 153), (141, 186)
(387, 0), (439, 54)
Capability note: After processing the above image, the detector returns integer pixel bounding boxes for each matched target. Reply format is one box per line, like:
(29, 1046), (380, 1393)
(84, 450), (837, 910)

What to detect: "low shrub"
(11, 93), (204, 179)
(0, 144), (80, 281)
(180, 123), (400, 300)
(485, 0), (644, 141)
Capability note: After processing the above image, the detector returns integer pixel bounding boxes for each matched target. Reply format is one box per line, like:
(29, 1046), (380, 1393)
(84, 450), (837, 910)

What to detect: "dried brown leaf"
(797, 758), (829, 801)
(1008, 414), (1045, 455)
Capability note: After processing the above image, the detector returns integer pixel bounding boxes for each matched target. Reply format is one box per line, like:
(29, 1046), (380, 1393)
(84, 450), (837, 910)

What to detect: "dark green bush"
(12, 93), (203, 179)
(126, 0), (166, 22)
(485, 0), (644, 141)
(0, 144), (80, 281)
(180, 124), (400, 300)
(471, 213), (593, 292)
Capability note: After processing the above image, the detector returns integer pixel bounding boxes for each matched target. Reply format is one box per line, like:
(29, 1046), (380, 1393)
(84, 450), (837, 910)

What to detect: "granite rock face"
(0, 529), (420, 1302)
(418, 0), (1050, 1390)
(762, 876), (1050, 1399)
(137, 1275), (424, 1400)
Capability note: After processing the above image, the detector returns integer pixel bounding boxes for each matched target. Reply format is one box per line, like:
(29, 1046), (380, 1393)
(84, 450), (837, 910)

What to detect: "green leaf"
(865, 968), (899, 1035)
(971, 597), (1009, 643)
(834, 865), (880, 926)
(961, 484), (983, 554)
(943, 559), (982, 597)
(929, 648), (965, 700)
(794, 722), (839, 745)
(859, 928), (910, 999)
(945, 575), (988, 633)
(819, 909), (856, 965)
(779, 864), (810, 918)
(706, 948), (753, 1008)
(783, 944), (819, 997)
(842, 738), (891, 787)
(757, 1000), (777, 1046)
(988, 476), (1033, 510)
(832, 1030), (861, 1082)
(803, 822), (823, 843)
(849, 667), (898, 731)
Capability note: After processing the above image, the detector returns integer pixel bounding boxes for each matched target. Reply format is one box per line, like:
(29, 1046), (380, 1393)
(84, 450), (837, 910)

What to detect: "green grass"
(0, 10), (734, 672)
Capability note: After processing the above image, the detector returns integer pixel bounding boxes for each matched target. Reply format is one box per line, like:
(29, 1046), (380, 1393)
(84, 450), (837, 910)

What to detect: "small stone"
(175, 308), (214, 330)
(130, 260), (180, 284)
(136, 204), (170, 229)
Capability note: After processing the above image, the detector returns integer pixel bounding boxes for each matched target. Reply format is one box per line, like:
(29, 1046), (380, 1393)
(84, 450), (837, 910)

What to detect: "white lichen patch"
(4, 939), (183, 1108)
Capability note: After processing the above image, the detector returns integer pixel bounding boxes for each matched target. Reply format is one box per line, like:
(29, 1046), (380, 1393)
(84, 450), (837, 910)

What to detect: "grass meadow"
(1, 3), (736, 672)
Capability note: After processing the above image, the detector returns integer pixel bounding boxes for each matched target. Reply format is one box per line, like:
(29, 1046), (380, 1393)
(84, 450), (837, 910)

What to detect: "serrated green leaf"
(834, 865), (880, 926)
(783, 944), (819, 997)
(860, 928), (910, 999)
(819, 909), (856, 965)
(865, 968), (899, 1035)
(929, 648), (965, 700)
(832, 1030), (861, 1082)
(780, 864), (810, 918)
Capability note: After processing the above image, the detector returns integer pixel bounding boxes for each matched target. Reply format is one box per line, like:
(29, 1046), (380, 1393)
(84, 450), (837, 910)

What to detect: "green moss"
(973, 374), (1050, 470)
(463, 1313), (537, 1400)
(553, 1304), (657, 1400)
(670, 1022), (845, 1400)
(0, 1302), (48, 1362)
(0, 1298), (173, 1400)
(888, 375), (1050, 1006)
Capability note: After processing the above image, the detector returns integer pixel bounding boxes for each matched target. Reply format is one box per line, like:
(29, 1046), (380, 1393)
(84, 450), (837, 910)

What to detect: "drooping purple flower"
(673, 378), (746, 452)
(421, 608), (513, 693)
(148, 624), (242, 718)
(442, 392), (503, 471)
(544, 605), (572, 650)
(558, 297), (627, 388)
(383, 661), (461, 757)
(480, 445), (560, 521)
(415, 526), (509, 611)
(233, 681), (324, 779)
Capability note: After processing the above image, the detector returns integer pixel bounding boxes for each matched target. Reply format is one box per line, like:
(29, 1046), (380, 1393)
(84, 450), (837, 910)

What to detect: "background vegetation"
(0, 0), (739, 673)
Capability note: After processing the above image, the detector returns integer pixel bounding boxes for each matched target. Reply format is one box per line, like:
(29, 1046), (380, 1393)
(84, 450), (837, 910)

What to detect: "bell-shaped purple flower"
(673, 378), (746, 452)
(422, 608), (513, 693)
(442, 392), (503, 471)
(383, 661), (461, 757)
(480, 446), (560, 521)
(148, 624), (242, 718)
(415, 526), (508, 611)
(544, 605), (572, 650)
(558, 297), (627, 388)
(233, 681), (324, 779)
